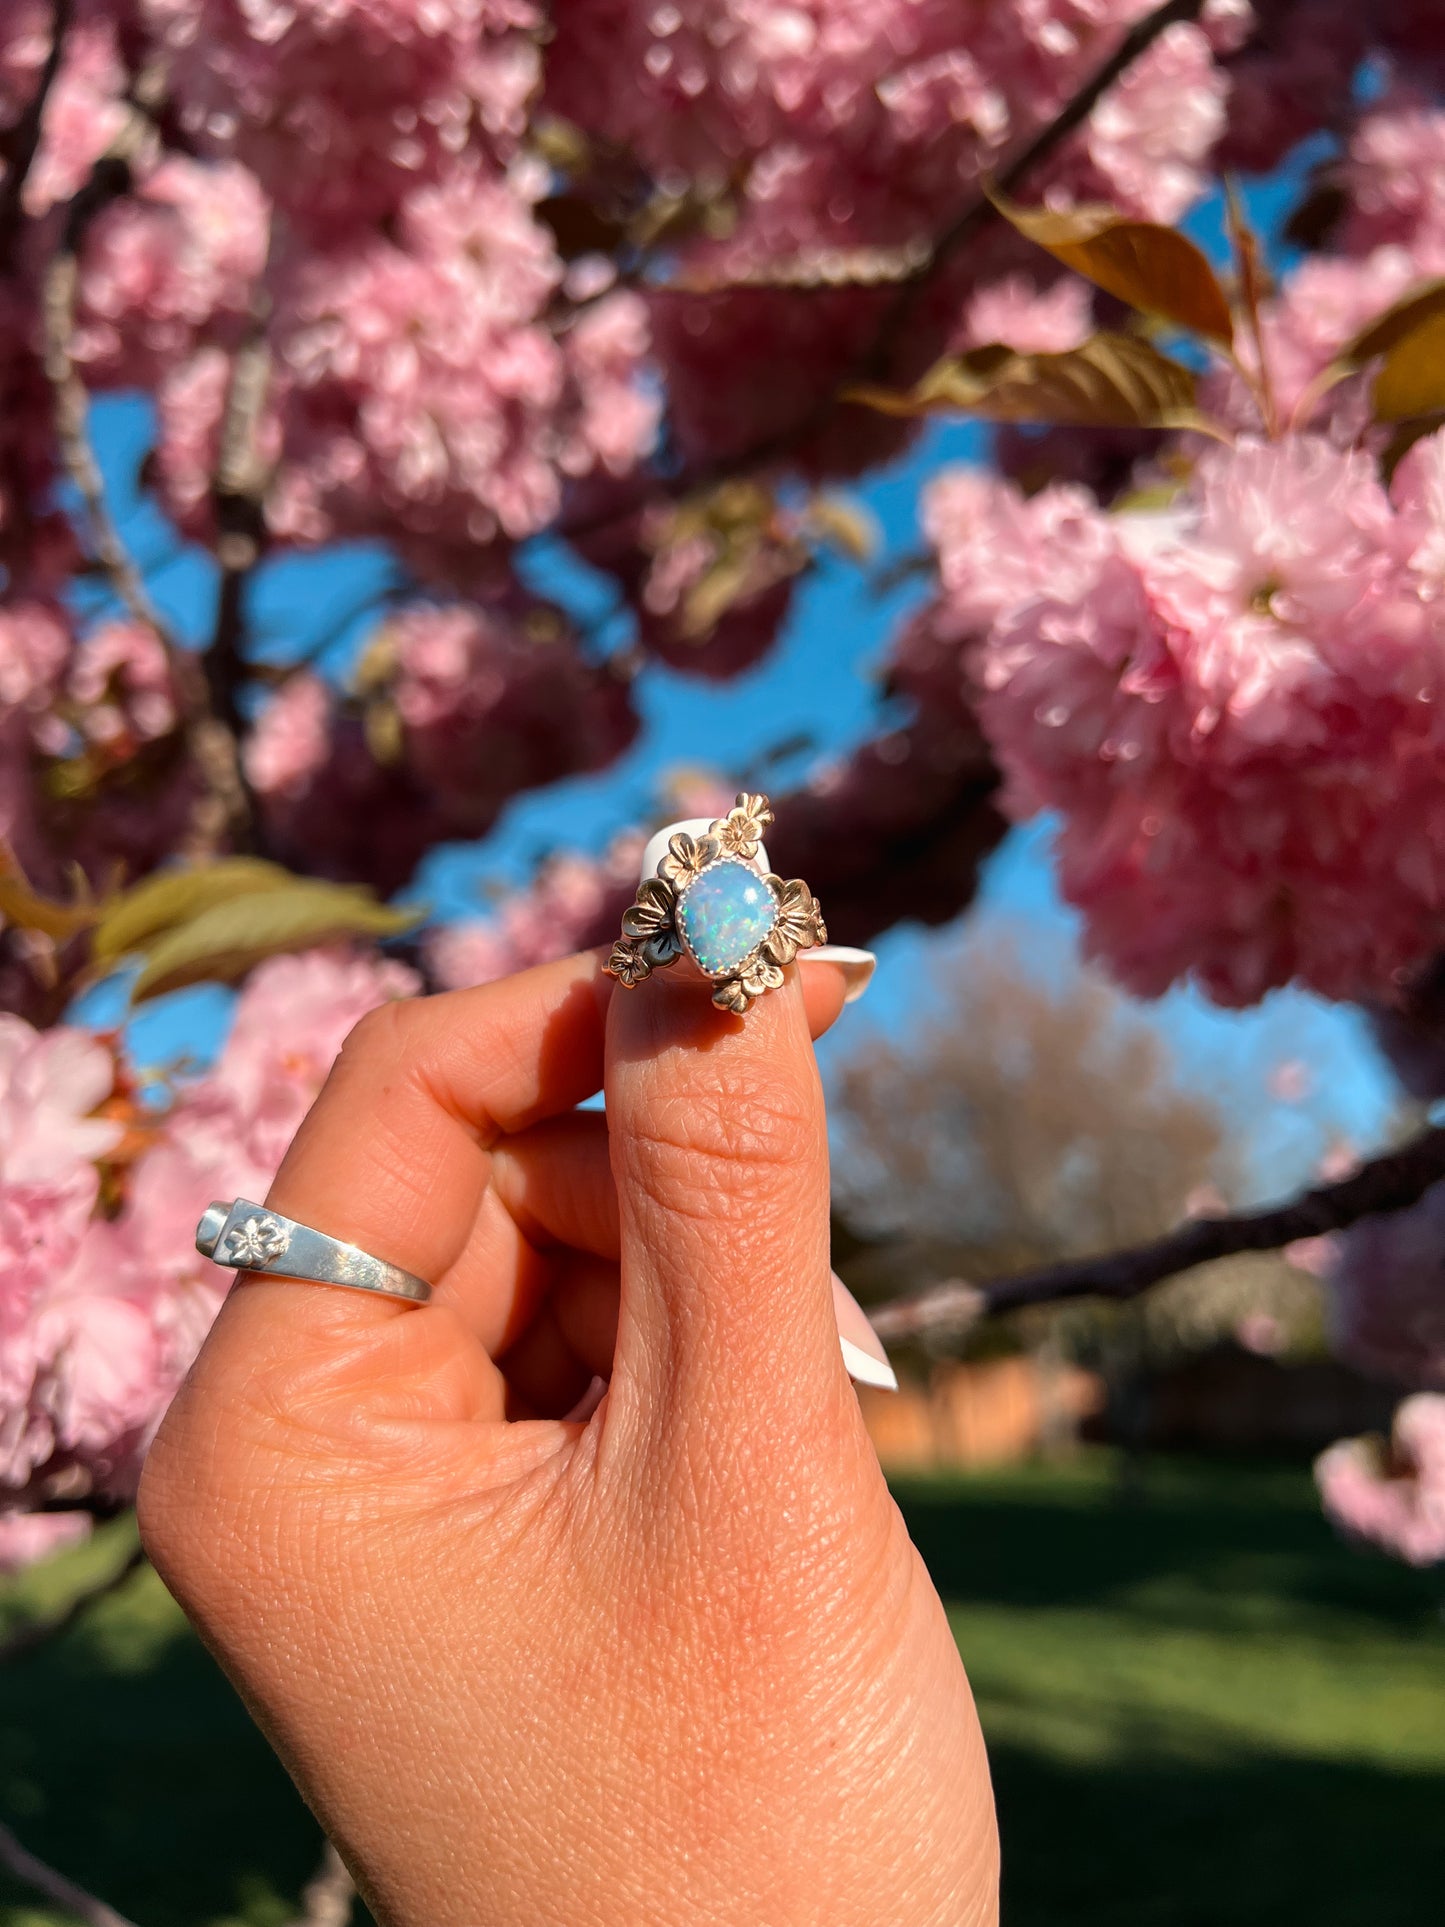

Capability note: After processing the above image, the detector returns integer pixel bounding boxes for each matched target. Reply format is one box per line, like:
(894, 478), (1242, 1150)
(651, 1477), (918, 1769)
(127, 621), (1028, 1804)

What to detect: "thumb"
(604, 964), (850, 1455)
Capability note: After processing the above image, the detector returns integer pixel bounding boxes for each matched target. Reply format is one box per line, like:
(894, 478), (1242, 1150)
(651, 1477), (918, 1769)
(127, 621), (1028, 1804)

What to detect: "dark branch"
(868, 1124), (1445, 1345)
(0, 0), (73, 269)
(208, 309), (272, 740)
(0, 1821), (143, 1927)
(0, 1538), (145, 1666)
(872, 0), (1205, 357)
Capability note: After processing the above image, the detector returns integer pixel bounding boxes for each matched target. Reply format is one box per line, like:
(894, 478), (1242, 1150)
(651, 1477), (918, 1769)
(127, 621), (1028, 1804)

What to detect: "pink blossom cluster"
(245, 599), (638, 890)
(941, 433), (1445, 1006)
(1, 1), (134, 220)
(142, 0), (541, 235)
(547, 0), (1235, 255)
(1, 605), (193, 937)
(0, 948), (416, 1570)
(428, 834), (646, 989)
(72, 157), (271, 388)
(1316, 1394), (1445, 1568)
(586, 0), (1241, 473)
(152, 169), (658, 566)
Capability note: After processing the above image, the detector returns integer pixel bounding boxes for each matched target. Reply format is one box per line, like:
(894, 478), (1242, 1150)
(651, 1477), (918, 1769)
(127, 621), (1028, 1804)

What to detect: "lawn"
(3, 1453), (1442, 1926)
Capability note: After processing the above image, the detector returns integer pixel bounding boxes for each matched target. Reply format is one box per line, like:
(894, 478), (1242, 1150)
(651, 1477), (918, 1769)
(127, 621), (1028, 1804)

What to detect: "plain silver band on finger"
(195, 1199), (433, 1304)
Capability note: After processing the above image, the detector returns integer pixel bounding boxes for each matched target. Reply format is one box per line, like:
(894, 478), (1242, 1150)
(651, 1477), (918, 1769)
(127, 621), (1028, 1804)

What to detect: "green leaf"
(92, 858), (298, 964)
(847, 332), (1202, 431)
(990, 194), (1235, 346)
(130, 883), (422, 1002)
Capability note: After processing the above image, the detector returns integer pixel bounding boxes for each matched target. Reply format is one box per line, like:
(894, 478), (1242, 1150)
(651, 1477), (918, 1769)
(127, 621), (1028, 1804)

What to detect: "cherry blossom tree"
(4, 0), (1445, 1665)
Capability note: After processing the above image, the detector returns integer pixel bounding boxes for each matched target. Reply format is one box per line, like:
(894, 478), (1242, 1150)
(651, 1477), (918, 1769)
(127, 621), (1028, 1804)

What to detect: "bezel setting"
(604, 792), (827, 1014)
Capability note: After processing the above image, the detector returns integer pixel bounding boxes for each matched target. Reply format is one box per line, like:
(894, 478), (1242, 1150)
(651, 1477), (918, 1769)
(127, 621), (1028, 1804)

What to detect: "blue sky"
(73, 152), (1401, 1201)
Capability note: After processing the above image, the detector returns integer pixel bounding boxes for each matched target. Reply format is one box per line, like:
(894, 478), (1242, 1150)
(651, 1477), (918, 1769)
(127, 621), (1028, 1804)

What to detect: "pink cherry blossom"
(74, 157), (270, 387)
(0, 950), (419, 1517)
(0, 1507), (93, 1573)
(143, 0), (541, 233)
(0, 1018), (120, 1291)
(1316, 1394), (1445, 1567)
(967, 437), (1445, 1005)
(952, 274), (1093, 356)
(6, 3), (134, 218)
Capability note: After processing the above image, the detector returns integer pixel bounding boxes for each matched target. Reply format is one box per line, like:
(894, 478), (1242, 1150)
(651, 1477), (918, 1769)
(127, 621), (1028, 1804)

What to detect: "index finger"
(187, 950), (613, 1389)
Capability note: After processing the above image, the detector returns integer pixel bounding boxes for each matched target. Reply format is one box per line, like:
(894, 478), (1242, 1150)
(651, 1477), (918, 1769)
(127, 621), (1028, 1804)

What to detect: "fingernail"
(801, 945), (876, 1004)
(832, 1272), (898, 1392)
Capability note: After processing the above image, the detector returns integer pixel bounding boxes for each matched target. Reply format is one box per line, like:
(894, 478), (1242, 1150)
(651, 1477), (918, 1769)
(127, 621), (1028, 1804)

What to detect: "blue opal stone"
(677, 860), (778, 976)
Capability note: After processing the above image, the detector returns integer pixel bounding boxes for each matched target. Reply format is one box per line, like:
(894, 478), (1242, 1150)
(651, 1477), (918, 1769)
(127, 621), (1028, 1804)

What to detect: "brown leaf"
(1373, 313), (1445, 423)
(991, 193), (1234, 345)
(1338, 279), (1445, 367)
(847, 332), (1202, 431)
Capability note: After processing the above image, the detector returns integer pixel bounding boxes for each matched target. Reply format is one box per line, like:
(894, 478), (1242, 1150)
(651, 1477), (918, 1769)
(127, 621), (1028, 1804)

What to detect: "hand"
(139, 951), (998, 1927)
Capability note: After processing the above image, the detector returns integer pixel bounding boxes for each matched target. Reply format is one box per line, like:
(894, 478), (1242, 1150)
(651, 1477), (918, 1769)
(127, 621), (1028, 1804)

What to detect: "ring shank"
(196, 1199), (433, 1304)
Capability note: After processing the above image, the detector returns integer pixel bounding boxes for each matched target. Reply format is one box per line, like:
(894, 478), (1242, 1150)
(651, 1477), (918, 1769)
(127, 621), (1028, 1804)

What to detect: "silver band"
(195, 1199), (432, 1304)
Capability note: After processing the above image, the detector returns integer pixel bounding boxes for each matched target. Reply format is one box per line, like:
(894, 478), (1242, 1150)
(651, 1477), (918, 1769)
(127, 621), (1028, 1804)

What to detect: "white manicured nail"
(801, 945), (876, 1004)
(832, 1272), (898, 1392)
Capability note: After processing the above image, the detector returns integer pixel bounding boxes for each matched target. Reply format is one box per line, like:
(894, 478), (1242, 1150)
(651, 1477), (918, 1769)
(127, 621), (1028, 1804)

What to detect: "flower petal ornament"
(605, 793), (827, 1013)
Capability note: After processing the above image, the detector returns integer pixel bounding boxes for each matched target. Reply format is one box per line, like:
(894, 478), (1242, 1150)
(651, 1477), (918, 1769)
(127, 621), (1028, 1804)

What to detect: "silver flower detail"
(223, 1214), (291, 1268)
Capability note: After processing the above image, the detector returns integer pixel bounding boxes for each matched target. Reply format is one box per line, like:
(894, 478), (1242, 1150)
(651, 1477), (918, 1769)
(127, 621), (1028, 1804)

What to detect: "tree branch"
(0, 1822), (143, 1927)
(868, 1124), (1445, 1346)
(285, 1841), (355, 1927)
(42, 91), (258, 857)
(208, 281), (273, 741)
(42, 147), (170, 640)
(0, 1539), (145, 1666)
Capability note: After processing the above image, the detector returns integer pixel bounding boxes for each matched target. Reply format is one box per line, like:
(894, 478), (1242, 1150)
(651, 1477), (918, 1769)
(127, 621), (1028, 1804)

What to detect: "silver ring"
(195, 1199), (432, 1304)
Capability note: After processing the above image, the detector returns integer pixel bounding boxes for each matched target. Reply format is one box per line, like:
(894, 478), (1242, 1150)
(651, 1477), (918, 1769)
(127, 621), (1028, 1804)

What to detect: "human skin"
(138, 950), (999, 1927)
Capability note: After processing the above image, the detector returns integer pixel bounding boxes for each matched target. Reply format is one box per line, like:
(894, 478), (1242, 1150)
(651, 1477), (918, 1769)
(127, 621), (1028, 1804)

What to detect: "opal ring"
(605, 792), (827, 1014)
(195, 1199), (433, 1303)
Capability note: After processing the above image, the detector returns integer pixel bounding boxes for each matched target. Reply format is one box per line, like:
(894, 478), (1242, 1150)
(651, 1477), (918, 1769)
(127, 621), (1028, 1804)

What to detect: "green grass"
(2, 1454), (1442, 1925)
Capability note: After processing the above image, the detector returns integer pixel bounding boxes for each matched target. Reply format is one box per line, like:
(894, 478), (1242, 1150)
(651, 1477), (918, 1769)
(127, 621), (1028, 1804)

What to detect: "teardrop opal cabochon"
(676, 860), (778, 977)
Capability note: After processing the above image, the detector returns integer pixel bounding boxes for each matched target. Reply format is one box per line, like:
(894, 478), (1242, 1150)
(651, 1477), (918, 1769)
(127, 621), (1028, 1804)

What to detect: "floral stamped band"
(605, 793), (827, 1014)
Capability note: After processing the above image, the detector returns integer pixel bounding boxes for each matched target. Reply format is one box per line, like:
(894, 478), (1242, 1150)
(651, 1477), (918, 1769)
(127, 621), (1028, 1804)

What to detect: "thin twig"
(871, 0), (1205, 364)
(0, 1538), (146, 1666)
(42, 87), (258, 856)
(0, 1822), (143, 1927)
(42, 149), (169, 638)
(0, 0), (73, 267)
(869, 1124), (1445, 1345)
(286, 1841), (355, 1927)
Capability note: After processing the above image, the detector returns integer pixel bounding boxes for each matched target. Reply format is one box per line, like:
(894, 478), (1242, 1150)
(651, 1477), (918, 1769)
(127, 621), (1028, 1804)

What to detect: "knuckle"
(629, 1051), (818, 1174)
(621, 1057), (821, 1238)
